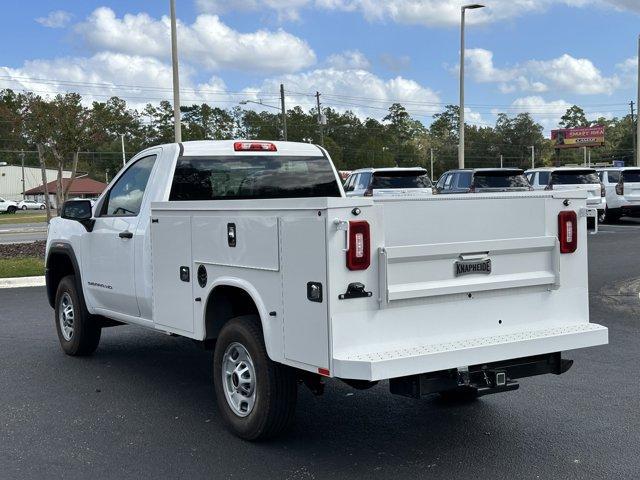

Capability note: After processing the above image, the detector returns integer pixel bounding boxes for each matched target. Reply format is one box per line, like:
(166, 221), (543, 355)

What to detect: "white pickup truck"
(46, 140), (608, 440)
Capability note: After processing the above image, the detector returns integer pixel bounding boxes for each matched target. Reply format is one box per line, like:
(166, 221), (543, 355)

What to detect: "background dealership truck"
(46, 140), (608, 440)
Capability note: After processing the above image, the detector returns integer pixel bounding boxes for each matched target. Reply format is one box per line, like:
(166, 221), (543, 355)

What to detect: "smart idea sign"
(551, 126), (605, 149)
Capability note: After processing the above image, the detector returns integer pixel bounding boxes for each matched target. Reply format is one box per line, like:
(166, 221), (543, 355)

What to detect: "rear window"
(371, 171), (432, 189)
(473, 171), (529, 189)
(170, 155), (341, 200)
(551, 170), (600, 185)
(606, 171), (621, 183)
(623, 170), (640, 183)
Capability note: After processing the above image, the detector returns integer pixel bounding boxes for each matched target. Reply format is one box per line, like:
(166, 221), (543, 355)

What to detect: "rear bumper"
(587, 198), (606, 210)
(332, 323), (608, 381)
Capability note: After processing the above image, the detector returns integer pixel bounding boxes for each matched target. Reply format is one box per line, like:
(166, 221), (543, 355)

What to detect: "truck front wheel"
(213, 315), (297, 440)
(54, 275), (101, 356)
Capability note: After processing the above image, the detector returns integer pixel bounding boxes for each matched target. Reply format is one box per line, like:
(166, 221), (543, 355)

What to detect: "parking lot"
(0, 221), (637, 480)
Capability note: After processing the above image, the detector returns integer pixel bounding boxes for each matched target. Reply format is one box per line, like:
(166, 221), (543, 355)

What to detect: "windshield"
(473, 171), (529, 189)
(371, 171), (432, 189)
(170, 155), (341, 200)
(551, 170), (600, 185)
(623, 170), (640, 183)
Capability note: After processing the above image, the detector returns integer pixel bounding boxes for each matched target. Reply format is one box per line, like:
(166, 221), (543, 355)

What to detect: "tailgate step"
(332, 323), (608, 381)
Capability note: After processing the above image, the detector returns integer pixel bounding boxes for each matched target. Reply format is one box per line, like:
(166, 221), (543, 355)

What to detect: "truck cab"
(46, 140), (608, 440)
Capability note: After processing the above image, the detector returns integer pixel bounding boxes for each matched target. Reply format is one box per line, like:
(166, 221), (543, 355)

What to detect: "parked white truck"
(46, 140), (608, 440)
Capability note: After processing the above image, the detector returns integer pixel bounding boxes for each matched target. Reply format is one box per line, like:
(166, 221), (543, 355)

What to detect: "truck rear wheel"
(54, 275), (101, 356)
(213, 315), (297, 440)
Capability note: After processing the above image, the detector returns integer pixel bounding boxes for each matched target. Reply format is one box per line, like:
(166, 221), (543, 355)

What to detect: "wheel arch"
(203, 278), (277, 359)
(45, 243), (84, 309)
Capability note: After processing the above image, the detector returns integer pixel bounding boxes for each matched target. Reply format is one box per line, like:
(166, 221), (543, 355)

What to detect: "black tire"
(605, 208), (621, 224)
(54, 275), (101, 356)
(7, 206), (16, 214)
(438, 386), (479, 404)
(40, 205), (45, 210)
(21, 205), (27, 210)
(213, 315), (297, 440)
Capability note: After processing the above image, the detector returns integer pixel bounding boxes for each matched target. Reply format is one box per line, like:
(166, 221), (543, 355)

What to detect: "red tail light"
(347, 221), (370, 270)
(600, 184), (606, 197)
(234, 141), (277, 152)
(558, 211), (577, 254)
(616, 182), (624, 195)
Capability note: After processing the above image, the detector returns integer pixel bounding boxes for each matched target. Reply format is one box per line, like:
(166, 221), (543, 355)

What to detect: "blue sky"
(1, 0), (639, 132)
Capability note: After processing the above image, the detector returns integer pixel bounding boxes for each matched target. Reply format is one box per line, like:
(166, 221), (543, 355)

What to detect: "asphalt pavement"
(1, 226), (639, 479)
(0, 222), (47, 245)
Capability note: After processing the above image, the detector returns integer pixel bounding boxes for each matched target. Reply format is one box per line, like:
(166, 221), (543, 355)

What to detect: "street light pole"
(170, 0), (182, 143)
(120, 134), (126, 167)
(530, 146), (535, 169)
(459, 4), (484, 169)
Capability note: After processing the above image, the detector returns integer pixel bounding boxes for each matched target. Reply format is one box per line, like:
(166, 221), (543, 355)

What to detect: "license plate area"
(454, 255), (492, 277)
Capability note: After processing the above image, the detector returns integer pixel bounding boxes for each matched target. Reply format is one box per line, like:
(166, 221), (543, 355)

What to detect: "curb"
(0, 276), (46, 289)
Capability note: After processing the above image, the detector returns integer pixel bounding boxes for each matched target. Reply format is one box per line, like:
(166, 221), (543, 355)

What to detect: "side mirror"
(61, 200), (95, 232)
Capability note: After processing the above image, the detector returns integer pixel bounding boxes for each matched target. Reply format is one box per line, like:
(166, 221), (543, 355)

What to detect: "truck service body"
(46, 140), (608, 439)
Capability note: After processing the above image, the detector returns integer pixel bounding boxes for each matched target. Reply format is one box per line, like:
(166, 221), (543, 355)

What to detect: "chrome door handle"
(119, 231), (133, 239)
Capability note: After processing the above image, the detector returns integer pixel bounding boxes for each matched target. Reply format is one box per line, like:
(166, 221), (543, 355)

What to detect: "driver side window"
(101, 155), (157, 217)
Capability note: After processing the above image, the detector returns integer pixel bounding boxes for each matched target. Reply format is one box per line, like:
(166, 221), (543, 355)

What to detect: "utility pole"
(20, 149), (25, 200)
(631, 101), (636, 165)
(280, 84), (288, 141)
(170, 0), (182, 143)
(588, 148), (591, 167)
(316, 91), (324, 147)
(120, 134), (126, 167)
(530, 146), (535, 169)
(637, 34), (640, 166)
(430, 148), (434, 179)
(500, 154), (503, 168)
(583, 146), (587, 166)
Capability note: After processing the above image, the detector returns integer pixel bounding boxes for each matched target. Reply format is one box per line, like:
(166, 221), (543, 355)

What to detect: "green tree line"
(1, 88), (636, 209)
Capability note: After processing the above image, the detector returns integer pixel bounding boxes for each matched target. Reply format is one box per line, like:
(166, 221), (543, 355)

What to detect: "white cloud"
(527, 54), (619, 95)
(502, 96), (573, 131)
(35, 10), (72, 28)
(0, 52), (235, 111)
(465, 49), (618, 95)
(75, 7), (316, 74)
(326, 50), (370, 70)
(196, 0), (311, 21)
(0, 51), (441, 123)
(192, 0), (638, 27)
(244, 68), (441, 119)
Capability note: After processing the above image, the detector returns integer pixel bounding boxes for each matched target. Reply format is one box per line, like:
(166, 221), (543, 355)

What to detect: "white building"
(0, 163), (72, 201)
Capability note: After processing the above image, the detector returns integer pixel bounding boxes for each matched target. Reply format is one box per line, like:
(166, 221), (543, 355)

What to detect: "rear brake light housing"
(600, 183), (606, 197)
(616, 182), (624, 195)
(234, 141), (277, 152)
(558, 211), (577, 254)
(346, 221), (370, 270)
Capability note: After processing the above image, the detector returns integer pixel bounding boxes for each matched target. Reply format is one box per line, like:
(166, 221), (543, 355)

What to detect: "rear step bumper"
(388, 353), (572, 399)
(332, 323), (608, 381)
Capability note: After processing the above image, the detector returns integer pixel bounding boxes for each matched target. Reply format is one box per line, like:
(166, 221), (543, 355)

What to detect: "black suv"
(435, 168), (531, 194)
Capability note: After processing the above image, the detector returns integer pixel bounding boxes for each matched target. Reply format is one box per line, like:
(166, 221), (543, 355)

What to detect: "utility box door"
(151, 215), (195, 334)
(281, 217), (329, 369)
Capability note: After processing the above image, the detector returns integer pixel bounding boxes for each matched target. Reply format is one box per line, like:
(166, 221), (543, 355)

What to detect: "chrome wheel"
(221, 342), (256, 417)
(59, 292), (75, 341)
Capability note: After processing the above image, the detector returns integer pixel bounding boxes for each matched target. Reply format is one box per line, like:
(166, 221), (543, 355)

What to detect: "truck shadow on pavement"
(62, 327), (610, 479)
